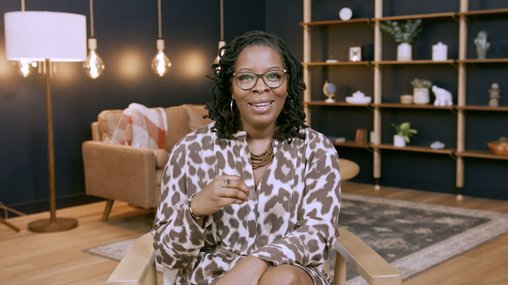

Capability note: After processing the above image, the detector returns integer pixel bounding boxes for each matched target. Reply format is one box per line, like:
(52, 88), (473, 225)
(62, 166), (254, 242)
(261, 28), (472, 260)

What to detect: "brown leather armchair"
(82, 104), (212, 221)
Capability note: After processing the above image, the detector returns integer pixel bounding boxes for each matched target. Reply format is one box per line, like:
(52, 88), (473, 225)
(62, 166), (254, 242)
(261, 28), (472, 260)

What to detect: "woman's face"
(231, 45), (288, 132)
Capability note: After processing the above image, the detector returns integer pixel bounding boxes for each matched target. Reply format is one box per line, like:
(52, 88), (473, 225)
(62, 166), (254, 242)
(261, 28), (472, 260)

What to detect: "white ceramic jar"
(432, 42), (448, 61)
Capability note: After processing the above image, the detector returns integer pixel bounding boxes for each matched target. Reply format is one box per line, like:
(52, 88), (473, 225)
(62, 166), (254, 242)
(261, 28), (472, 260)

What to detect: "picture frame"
(349, 46), (362, 61)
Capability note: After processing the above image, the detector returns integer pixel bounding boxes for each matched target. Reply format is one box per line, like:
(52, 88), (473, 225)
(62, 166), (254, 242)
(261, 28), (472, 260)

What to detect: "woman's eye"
(265, 71), (281, 81)
(237, 73), (255, 82)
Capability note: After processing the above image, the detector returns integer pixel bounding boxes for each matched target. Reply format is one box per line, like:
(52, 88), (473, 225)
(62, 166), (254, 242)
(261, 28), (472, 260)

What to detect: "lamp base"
(28, 217), (78, 233)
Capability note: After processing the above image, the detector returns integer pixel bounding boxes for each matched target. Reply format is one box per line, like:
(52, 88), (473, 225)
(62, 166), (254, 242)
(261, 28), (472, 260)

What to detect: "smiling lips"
(249, 101), (274, 112)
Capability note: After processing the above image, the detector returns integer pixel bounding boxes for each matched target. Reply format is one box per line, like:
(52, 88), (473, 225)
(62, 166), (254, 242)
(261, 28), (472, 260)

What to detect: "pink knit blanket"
(109, 103), (167, 149)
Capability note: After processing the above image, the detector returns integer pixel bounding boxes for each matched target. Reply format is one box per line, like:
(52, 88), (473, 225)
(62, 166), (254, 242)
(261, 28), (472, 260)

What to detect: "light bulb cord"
(89, 0), (95, 37)
(157, 0), (162, 39)
(219, 0), (224, 41)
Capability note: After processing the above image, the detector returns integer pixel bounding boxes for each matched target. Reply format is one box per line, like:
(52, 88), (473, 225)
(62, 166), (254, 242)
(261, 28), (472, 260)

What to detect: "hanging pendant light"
(151, 0), (172, 77)
(214, 0), (226, 64)
(13, 0), (38, 77)
(14, 59), (38, 78)
(83, 0), (105, 79)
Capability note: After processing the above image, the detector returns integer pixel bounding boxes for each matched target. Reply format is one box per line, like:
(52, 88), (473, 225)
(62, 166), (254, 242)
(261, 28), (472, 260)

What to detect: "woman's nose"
(252, 77), (270, 93)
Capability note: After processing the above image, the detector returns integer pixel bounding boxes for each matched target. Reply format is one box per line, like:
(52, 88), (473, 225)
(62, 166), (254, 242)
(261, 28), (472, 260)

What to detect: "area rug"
(84, 193), (508, 284)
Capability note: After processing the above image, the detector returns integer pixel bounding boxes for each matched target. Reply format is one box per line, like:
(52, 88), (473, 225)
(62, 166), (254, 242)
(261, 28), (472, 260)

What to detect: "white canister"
(432, 42), (448, 61)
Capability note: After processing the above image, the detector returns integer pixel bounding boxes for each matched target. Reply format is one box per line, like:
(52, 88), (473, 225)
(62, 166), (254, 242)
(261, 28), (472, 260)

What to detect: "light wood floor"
(1, 183), (507, 285)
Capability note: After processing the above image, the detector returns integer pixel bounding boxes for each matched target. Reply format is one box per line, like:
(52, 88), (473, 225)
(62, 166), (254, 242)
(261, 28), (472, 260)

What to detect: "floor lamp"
(4, 11), (87, 232)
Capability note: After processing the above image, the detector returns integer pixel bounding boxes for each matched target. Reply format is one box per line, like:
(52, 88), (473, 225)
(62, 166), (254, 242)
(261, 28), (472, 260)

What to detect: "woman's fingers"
(219, 186), (249, 202)
(221, 176), (250, 200)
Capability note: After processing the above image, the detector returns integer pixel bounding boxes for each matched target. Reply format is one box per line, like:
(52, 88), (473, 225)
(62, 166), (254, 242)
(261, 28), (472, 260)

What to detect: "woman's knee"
(259, 264), (313, 285)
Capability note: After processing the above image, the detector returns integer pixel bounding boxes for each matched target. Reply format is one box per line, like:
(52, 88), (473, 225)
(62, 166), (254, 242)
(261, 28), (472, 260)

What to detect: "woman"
(153, 31), (341, 285)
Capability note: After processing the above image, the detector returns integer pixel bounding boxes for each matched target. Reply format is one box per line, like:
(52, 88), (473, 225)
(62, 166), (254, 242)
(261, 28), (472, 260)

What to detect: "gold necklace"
(250, 140), (274, 170)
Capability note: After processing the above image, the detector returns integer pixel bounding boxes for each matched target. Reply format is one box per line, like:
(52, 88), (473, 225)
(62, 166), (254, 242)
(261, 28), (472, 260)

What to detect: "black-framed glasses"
(233, 69), (287, 90)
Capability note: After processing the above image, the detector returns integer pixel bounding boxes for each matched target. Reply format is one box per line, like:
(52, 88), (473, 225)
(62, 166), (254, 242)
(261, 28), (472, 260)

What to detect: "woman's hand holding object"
(190, 175), (249, 217)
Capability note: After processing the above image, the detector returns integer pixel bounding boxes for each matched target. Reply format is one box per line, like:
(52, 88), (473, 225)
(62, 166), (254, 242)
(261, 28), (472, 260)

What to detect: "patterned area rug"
(85, 193), (508, 284)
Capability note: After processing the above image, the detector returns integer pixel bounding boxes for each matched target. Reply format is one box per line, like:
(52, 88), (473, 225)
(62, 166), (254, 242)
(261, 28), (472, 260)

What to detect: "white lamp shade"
(4, 11), (87, 62)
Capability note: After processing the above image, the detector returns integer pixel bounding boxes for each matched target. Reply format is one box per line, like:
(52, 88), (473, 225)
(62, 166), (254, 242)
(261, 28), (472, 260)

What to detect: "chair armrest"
(82, 141), (160, 208)
(107, 233), (157, 285)
(334, 228), (402, 285)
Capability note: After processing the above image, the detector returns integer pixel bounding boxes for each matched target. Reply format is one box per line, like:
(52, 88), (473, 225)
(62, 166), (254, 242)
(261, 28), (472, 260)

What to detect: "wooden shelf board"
(375, 59), (455, 65)
(459, 58), (508, 64)
(305, 101), (372, 107)
(457, 105), (508, 112)
(459, 8), (508, 16)
(375, 103), (454, 110)
(375, 144), (455, 155)
(301, 18), (371, 27)
(333, 141), (371, 149)
(373, 12), (456, 21)
(303, 61), (370, 67)
(456, 151), (508, 160)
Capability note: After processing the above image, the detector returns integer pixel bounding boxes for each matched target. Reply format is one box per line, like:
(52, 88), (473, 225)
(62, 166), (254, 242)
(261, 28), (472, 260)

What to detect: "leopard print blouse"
(152, 124), (341, 285)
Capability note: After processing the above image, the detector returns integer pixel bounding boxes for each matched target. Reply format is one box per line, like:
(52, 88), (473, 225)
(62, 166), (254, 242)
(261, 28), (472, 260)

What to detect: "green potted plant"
(380, 19), (422, 61)
(411, 78), (433, 105)
(392, 122), (418, 147)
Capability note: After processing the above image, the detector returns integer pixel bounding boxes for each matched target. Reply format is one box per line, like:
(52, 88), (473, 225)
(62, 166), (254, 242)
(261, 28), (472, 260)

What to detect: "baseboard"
(3, 194), (103, 215)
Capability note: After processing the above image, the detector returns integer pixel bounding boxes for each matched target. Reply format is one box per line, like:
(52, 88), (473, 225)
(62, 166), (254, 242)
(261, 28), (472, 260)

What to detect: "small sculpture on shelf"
(474, 31), (490, 59)
(345, 90), (372, 104)
(380, 19), (422, 61)
(322, 81), (336, 103)
(488, 82), (500, 107)
(431, 85), (453, 106)
(430, 141), (445, 149)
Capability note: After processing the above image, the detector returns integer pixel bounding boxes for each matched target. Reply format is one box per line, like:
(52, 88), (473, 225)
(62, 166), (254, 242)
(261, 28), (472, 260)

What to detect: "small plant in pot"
(380, 19), (422, 61)
(411, 78), (433, 105)
(392, 122), (417, 147)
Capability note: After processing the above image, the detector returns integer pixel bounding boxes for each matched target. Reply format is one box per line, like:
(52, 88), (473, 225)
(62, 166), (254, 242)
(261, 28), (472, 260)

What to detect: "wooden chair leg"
(0, 218), (20, 232)
(334, 252), (347, 285)
(102, 200), (114, 222)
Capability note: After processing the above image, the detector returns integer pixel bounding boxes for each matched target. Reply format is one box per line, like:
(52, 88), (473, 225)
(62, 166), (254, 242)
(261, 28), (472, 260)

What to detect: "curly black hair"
(205, 30), (307, 141)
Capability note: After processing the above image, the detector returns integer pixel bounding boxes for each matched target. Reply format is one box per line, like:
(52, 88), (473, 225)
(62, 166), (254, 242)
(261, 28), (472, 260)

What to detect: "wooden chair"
(107, 159), (402, 285)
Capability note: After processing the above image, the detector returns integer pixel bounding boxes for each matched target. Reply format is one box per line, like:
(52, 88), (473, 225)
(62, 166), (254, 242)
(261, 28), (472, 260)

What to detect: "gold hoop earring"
(230, 100), (234, 113)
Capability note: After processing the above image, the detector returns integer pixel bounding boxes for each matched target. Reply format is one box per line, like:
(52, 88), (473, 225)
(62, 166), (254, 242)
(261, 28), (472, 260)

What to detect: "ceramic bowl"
(400, 95), (413, 104)
(346, 96), (372, 104)
(487, 141), (508, 156)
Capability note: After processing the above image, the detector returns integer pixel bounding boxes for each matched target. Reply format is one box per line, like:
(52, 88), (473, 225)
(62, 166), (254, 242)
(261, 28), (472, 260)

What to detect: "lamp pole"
(28, 59), (78, 232)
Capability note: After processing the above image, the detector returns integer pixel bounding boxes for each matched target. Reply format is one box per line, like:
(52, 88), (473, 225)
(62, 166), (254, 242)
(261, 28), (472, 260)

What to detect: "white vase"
(413, 87), (430, 105)
(393, 134), (406, 147)
(397, 43), (412, 61)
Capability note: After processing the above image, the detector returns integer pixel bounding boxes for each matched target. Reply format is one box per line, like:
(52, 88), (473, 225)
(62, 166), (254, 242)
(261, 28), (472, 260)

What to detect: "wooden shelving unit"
(302, 0), (507, 195)
(375, 144), (455, 155)
(303, 61), (370, 67)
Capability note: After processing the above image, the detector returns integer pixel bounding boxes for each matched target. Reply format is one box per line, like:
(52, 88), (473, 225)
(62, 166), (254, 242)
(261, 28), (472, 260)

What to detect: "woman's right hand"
(190, 175), (250, 217)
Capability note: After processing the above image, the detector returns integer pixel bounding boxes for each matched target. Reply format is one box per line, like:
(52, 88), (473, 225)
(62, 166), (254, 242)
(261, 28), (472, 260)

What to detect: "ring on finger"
(224, 178), (231, 186)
